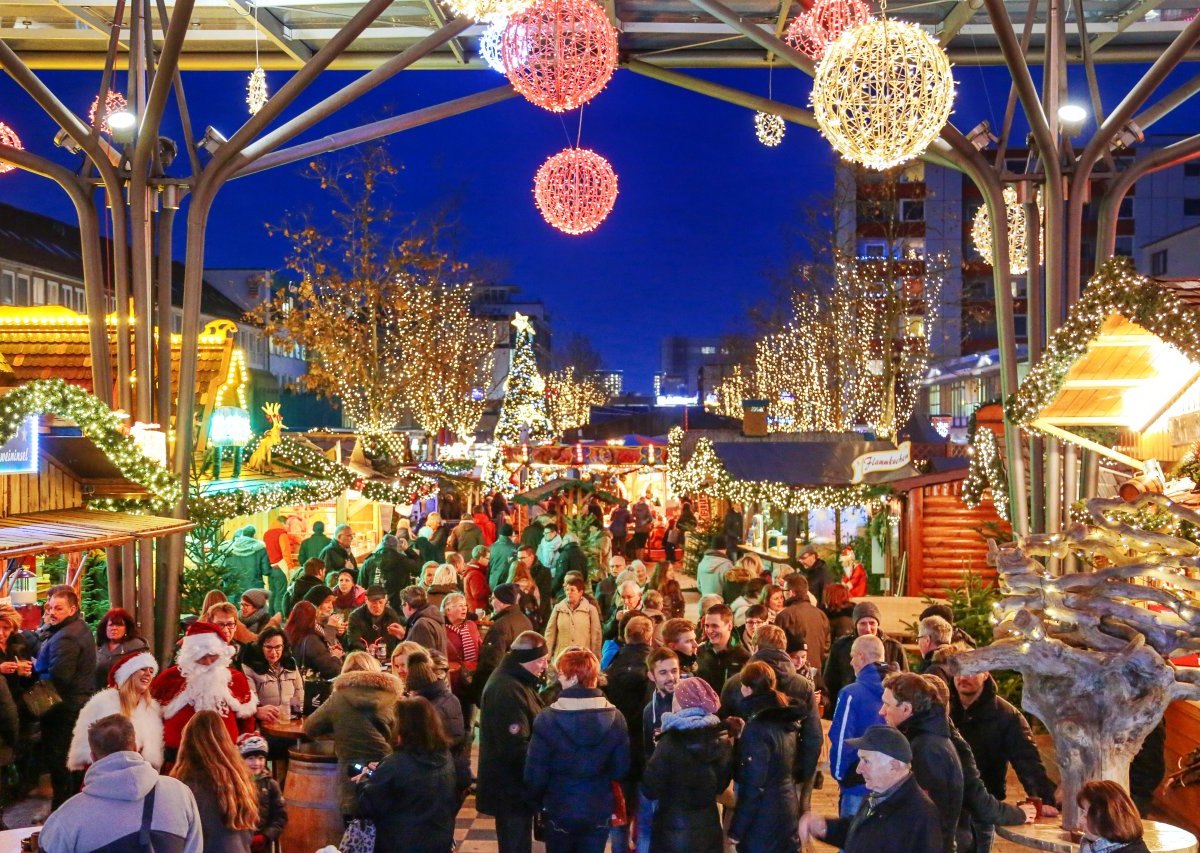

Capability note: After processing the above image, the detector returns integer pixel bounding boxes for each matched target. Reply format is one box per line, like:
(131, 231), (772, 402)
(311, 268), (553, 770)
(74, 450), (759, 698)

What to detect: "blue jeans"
(635, 789), (657, 853)
(544, 818), (609, 853)
(839, 789), (866, 818)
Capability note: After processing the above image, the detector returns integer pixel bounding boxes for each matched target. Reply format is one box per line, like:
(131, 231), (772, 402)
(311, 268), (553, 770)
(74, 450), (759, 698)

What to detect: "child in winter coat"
(238, 733), (287, 853)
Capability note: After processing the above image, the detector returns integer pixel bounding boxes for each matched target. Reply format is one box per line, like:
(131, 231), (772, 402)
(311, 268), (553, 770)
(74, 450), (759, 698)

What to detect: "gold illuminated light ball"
(755, 112), (786, 147)
(247, 67), (269, 115)
(972, 185), (1044, 275)
(810, 17), (955, 170)
(445, 0), (534, 22)
(533, 147), (619, 235)
(502, 0), (618, 113)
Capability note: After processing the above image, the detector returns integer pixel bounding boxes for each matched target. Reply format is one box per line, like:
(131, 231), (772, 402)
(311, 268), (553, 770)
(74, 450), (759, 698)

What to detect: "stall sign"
(850, 441), (911, 483)
(0, 415), (38, 474)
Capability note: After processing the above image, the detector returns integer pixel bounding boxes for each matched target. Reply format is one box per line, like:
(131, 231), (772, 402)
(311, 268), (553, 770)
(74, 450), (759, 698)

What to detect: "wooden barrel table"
(279, 742), (343, 853)
(997, 819), (1198, 852)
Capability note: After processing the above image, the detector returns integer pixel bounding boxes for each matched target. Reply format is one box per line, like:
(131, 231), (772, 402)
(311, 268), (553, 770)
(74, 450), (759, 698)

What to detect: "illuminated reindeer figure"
(246, 402), (286, 473)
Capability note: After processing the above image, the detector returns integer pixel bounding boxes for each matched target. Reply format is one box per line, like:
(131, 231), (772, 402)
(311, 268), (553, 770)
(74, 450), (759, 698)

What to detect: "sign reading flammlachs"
(850, 441), (911, 483)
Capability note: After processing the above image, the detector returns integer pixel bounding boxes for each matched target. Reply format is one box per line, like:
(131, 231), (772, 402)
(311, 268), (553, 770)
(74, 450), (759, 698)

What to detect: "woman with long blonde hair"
(172, 710), (260, 851)
(69, 650), (163, 770)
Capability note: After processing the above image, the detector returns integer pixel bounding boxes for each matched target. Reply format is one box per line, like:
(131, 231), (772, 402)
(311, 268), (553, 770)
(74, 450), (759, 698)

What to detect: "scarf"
(448, 621), (478, 664)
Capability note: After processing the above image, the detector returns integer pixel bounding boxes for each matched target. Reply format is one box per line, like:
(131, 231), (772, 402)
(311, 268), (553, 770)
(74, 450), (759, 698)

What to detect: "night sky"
(0, 58), (1194, 390)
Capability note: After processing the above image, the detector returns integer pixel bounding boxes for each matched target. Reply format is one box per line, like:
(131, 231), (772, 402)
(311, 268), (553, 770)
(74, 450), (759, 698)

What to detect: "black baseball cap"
(845, 725), (912, 763)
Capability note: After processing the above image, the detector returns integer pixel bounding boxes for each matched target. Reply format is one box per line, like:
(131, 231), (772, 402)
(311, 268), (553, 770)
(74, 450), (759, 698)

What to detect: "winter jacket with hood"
(718, 648), (821, 783)
(489, 536), (519, 589)
(37, 750), (203, 852)
(730, 692), (806, 853)
(473, 605), (532, 700)
(406, 603), (448, 654)
(241, 655), (304, 714)
(642, 708), (734, 853)
(546, 596), (603, 659)
(221, 534), (272, 598)
(949, 675), (1058, 804)
(603, 642), (651, 780)
(950, 722), (1028, 852)
(297, 525), (332, 565)
(551, 541), (590, 597)
(821, 771), (944, 853)
(829, 660), (889, 795)
(35, 611), (97, 709)
(476, 654), (545, 815)
(68, 689), (164, 770)
(359, 544), (416, 600)
(525, 685), (631, 827)
(696, 551), (733, 598)
(303, 668), (403, 814)
(448, 520), (485, 559)
(898, 706), (964, 853)
(411, 676), (472, 791)
(358, 745), (458, 853)
(318, 541), (357, 577)
(823, 631), (909, 715)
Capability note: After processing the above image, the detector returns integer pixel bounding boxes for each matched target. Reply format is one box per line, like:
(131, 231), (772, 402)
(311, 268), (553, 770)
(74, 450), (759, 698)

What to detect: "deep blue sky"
(0, 58), (1194, 390)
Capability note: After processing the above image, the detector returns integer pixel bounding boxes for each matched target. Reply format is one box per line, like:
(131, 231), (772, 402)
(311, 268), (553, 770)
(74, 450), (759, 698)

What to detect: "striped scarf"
(449, 621), (479, 665)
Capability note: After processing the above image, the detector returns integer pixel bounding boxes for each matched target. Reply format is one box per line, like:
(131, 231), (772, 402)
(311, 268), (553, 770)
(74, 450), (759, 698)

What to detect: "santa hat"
(108, 650), (159, 688)
(177, 621), (232, 662)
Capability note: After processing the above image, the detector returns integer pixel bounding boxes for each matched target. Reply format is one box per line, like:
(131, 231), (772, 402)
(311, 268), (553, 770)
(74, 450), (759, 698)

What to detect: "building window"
(74, 288), (85, 312)
(899, 199), (925, 222)
(1118, 197), (1135, 220)
(1114, 236), (1134, 258)
(0, 271), (12, 305)
(1151, 249), (1168, 275)
(15, 274), (29, 306)
(699, 346), (716, 355)
(1186, 163), (1200, 177)
(32, 277), (44, 304)
(861, 241), (887, 259)
(59, 285), (74, 308)
(1185, 198), (1200, 217)
(47, 280), (59, 305)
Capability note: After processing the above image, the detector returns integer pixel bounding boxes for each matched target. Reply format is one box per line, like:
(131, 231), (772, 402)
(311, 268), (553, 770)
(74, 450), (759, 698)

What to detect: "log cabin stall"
(990, 258), (1200, 831)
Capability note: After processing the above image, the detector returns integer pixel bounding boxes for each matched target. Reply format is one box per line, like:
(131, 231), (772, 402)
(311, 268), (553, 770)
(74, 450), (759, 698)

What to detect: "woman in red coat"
(442, 592), (483, 730)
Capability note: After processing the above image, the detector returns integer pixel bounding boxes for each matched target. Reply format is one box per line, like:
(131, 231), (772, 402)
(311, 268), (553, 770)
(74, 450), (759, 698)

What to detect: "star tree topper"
(512, 312), (535, 335)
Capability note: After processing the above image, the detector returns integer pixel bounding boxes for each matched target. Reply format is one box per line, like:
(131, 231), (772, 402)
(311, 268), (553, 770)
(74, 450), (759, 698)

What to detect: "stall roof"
(0, 508), (194, 559)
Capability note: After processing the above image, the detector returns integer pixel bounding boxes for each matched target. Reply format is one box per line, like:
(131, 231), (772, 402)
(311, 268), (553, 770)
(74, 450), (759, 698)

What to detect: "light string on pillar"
(247, 1), (268, 115)
(754, 63), (785, 147)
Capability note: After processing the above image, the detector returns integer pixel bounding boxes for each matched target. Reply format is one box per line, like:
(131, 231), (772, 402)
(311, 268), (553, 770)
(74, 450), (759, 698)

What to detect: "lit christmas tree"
(494, 312), (555, 446)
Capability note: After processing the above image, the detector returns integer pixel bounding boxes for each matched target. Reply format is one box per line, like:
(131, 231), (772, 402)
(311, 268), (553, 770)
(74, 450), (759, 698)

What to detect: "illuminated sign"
(656, 394), (698, 407)
(0, 415), (39, 474)
(851, 441), (911, 483)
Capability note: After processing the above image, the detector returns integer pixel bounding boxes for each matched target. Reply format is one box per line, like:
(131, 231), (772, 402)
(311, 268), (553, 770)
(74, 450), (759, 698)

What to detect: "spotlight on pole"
(1058, 103), (1088, 135)
(53, 128), (82, 154)
(107, 108), (136, 144)
(199, 126), (227, 155)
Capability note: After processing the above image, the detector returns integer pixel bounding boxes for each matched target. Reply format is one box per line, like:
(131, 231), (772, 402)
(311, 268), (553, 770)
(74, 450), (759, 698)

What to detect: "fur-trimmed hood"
(68, 688), (164, 771)
(333, 668), (403, 697)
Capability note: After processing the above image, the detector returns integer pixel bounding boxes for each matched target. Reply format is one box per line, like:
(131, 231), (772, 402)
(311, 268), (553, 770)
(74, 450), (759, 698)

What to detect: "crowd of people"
(0, 494), (1162, 853)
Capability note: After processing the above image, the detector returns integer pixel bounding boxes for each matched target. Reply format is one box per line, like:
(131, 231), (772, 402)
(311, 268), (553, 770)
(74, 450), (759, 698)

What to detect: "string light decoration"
(1008, 257), (1200, 429)
(962, 423), (1009, 520)
(533, 147), (619, 235)
(447, 0), (535, 22)
(89, 90), (128, 135)
(972, 185), (1045, 275)
(479, 18), (509, 72)
(810, 15), (955, 170)
(0, 123), (23, 174)
(545, 366), (608, 436)
(0, 379), (180, 513)
(246, 1), (268, 115)
(502, 0), (618, 113)
(668, 427), (890, 513)
(494, 312), (556, 446)
(785, 0), (871, 59)
(483, 445), (519, 496)
(754, 112), (785, 146)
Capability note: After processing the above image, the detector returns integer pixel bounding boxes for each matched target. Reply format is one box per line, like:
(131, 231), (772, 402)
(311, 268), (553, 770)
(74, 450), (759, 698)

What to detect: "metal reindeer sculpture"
(246, 402), (286, 473)
(950, 494), (1200, 827)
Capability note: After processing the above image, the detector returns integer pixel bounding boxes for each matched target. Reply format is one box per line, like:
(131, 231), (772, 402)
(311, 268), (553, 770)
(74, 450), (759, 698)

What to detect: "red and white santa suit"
(68, 650), (165, 770)
(150, 621), (258, 753)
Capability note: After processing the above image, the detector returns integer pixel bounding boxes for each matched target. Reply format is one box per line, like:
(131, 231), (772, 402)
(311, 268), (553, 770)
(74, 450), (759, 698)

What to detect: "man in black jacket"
(474, 584), (533, 701)
(881, 672), (963, 851)
(35, 585), (97, 808)
(823, 601), (909, 717)
(346, 586), (406, 656)
(358, 534), (417, 608)
(798, 546), (832, 609)
(477, 632), (549, 853)
(696, 604), (749, 694)
(604, 614), (655, 849)
(800, 725), (944, 852)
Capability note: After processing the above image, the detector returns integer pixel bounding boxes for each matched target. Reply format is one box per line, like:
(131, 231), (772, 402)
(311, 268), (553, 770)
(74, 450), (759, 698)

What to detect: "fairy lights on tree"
(494, 312), (555, 445)
(545, 366), (608, 436)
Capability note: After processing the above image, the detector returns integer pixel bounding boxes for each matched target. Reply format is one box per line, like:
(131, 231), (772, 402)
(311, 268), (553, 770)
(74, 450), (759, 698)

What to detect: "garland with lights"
(668, 427), (890, 513)
(495, 313), (555, 445)
(0, 379), (181, 513)
(962, 423), (1009, 521)
(1008, 257), (1200, 428)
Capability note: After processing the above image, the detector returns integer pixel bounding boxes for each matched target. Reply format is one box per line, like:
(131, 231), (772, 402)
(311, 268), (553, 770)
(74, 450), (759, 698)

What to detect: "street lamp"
(1058, 103), (1088, 135)
(107, 108), (136, 144)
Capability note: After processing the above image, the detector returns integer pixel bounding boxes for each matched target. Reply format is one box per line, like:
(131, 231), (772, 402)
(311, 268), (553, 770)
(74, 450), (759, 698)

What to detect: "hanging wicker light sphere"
(0, 123), (23, 175)
(972, 185), (1045, 275)
(89, 90), (128, 134)
(479, 18), (508, 72)
(446, 0), (534, 23)
(755, 112), (785, 146)
(502, 0), (618, 113)
(533, 147), (619, 235)
(247, 67), (269, 115)
(810, 18), (955, 170)
(785, 0), (870, 60)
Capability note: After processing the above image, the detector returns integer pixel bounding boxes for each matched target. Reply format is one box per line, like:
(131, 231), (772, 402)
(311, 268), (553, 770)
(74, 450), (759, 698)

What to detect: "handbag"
(339, 819), (376, 853)
(22, 679), (62, 718)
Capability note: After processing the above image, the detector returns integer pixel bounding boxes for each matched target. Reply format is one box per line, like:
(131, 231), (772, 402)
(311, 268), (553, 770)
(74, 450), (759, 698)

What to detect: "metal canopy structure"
(1, 0), (1198, 68)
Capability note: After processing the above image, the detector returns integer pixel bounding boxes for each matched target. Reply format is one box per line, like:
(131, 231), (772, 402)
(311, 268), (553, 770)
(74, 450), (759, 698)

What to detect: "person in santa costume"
(68, 649), (164, 770)
(150, 621), (258, 760)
